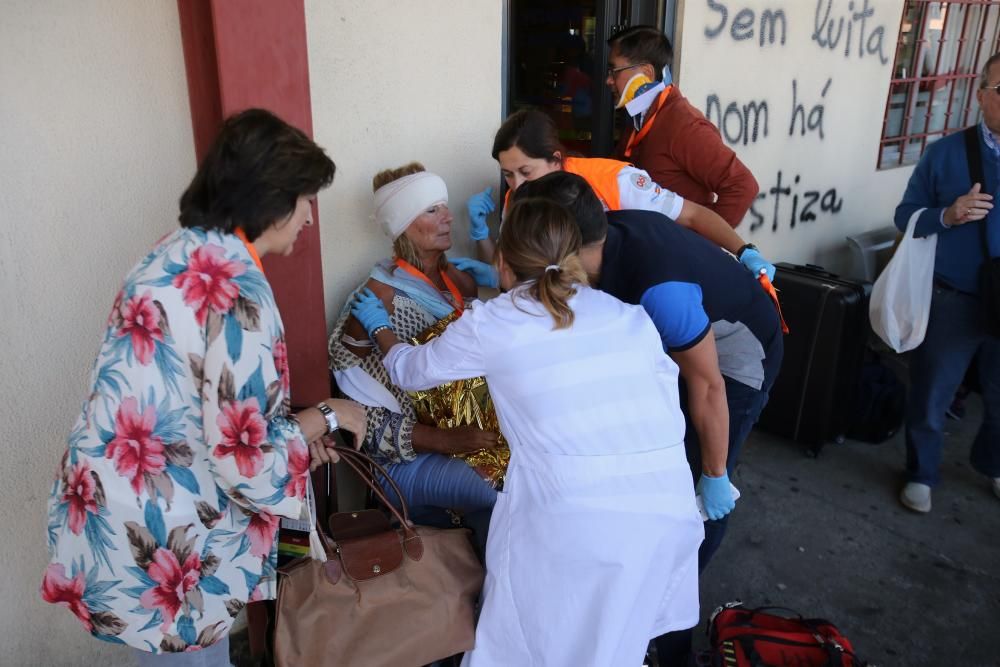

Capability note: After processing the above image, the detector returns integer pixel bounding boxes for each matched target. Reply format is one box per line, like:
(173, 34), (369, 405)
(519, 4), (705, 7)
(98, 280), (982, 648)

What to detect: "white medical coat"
(384, 285), (703, 667)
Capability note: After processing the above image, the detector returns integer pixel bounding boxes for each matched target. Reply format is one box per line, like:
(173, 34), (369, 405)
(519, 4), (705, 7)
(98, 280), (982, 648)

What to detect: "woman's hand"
(438, 425), (502, 455)
(450, 257), (499, 289)
(466, 187), (495, 241)
(351, 288), (392, 338)
(324, 398), (366, 448)
(309, 436), (341, 471)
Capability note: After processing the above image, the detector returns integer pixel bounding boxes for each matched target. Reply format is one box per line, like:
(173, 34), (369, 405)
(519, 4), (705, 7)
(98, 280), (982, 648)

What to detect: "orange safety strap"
(623, 85), (673, 158)
(234, 228), (265, 273)
(758, 274), (790, 334)
(394, 258), (464, 315)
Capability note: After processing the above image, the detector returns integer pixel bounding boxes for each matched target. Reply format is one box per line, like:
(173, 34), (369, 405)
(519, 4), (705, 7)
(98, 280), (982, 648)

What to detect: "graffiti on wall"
(700, 0), (891, 233)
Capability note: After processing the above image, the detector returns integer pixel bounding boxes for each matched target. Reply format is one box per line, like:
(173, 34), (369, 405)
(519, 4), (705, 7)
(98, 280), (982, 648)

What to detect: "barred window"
(878, 1), (1000, 169)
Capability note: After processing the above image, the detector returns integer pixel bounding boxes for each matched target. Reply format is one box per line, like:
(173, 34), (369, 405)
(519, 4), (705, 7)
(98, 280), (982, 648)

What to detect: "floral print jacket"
(42, 228), (308, 653)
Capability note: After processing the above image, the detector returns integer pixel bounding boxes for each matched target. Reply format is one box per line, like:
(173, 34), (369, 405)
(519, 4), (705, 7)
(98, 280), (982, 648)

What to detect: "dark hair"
(981, 52), (1000, 88)
(607, 25), (673, 79)
(512, 171), (608, 245)
(178, 108), (335, 240)
(491, 109), (565, 163)
(498, 198), (588, 330)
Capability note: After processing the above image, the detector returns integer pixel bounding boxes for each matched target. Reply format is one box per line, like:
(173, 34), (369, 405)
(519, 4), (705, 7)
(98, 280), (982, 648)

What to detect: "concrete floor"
(233, 395), (1000, 667)
(693, 394), (1000, 667)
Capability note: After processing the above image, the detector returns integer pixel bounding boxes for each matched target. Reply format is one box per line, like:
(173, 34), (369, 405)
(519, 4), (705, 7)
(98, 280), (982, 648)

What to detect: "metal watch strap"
(315, 402), (339, 435)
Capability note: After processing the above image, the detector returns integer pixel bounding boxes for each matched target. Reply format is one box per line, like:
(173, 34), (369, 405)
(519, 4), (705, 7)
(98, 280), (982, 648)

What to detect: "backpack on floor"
(707, 601), (868, 667)
(846, 351), (905, 444)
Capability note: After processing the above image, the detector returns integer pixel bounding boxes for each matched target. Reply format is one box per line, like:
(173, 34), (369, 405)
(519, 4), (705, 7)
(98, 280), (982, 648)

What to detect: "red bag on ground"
(707, 601), (869, 666)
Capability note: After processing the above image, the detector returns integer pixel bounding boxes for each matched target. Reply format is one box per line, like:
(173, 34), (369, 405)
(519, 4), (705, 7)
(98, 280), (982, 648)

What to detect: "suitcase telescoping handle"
(783, 263), (841, 280)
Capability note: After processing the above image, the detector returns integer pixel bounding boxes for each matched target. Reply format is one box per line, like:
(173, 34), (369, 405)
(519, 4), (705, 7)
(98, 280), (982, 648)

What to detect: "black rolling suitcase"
(757, 263), (869, 453)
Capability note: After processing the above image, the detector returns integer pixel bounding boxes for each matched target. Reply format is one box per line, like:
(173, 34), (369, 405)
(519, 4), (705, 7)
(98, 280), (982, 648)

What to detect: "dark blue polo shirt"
(598, 210), (783, 391)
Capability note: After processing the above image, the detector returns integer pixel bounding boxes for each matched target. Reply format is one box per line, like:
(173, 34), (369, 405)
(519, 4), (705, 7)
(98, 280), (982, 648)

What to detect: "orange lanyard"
(623, 85), (672, 158)
(759, 274), (790, 335)
(394, 258), (464, 315)
(234, 228), (265, 274)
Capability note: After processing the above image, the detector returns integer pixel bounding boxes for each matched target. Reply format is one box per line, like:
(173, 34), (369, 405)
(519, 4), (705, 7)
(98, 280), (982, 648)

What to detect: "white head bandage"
(373, 172), (449, 240)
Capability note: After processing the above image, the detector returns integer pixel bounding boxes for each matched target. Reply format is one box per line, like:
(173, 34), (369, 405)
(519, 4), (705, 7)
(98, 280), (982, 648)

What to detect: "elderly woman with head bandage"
(329, 162), (499, 534)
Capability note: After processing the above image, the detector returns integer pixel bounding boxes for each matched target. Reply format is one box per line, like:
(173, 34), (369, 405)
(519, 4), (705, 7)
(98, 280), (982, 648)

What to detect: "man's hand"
(697, 472), (736, 520)
(944, 183), (993, 226)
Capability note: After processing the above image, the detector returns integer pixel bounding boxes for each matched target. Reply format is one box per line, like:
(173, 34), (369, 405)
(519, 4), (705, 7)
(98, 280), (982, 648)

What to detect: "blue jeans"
(656, 377), (770, 666)
(132, 636), (231, 666)
(681, 375), (770, 572)
(905, 284), (1000, 486)
(380, 452), (497, 554)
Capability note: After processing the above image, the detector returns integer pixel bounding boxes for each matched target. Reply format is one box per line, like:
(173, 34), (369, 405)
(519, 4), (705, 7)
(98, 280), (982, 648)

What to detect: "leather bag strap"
(332, 447), (419, 542)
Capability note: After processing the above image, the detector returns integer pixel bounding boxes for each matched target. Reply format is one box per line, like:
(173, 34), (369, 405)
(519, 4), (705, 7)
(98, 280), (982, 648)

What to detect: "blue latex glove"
(697, 472), (736, 521)
(739, 247), (776, 282)
(466, 187), (495, 241)
(450, 257), (499, 289)
(351, 288), (392, 337)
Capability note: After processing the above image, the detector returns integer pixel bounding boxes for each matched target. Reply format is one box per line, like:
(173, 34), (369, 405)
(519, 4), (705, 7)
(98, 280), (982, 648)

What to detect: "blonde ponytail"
(498, 198), (588, 329)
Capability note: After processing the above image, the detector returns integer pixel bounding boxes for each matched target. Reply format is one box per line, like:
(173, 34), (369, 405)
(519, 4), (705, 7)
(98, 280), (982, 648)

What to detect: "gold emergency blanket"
(408, 312), (509, 488)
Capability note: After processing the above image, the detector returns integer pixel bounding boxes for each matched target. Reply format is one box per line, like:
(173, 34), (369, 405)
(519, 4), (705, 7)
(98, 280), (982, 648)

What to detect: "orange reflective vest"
(502, 156), (629, 212)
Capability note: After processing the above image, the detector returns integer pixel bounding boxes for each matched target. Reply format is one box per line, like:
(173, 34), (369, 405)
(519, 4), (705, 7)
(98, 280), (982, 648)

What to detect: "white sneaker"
(900, 482), (932, 513)
(992, 478), (1000, 500)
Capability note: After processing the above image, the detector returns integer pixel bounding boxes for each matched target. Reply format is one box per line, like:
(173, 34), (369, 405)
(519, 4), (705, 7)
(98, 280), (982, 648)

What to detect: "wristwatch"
(736, 243), (758, 259)
(315, 402), (340, 435)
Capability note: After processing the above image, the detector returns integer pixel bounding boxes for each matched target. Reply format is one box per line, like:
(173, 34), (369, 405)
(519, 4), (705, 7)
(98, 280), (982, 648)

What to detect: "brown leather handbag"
(273, 447), (484, 667)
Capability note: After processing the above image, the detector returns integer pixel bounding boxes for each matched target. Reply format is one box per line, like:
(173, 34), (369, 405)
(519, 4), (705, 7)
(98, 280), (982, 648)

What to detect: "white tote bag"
(869, 208), (937, 352)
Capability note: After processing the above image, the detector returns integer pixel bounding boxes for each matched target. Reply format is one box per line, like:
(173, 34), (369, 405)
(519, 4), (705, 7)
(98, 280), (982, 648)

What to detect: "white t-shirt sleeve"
(616, 165), (685, 220)
(383, 303), (487, 391)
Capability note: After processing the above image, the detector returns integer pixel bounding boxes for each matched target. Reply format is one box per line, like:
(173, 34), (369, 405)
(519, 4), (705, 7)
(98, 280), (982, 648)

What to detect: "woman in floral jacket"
(42, 109), (364, 665)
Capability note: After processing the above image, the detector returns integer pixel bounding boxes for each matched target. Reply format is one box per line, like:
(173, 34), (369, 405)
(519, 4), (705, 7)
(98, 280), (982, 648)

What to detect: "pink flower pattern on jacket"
(117, 291), (164, 365)
(62, 460), (99, 535)
(284, 437), (309, 500)
(140, 547), (202, 631)
(44, 229), (305, 653)
(41, 564), (92, 632)
(106, 397), (166, 495)
(273, 337), (290, 394)
(246, 510), (281, 558)
(215, 398), (268, 477)
(172, 244), (245, 326)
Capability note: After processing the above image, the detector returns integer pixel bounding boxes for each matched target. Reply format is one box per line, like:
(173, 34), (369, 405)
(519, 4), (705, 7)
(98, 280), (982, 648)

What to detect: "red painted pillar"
(177, 0), (329, 407)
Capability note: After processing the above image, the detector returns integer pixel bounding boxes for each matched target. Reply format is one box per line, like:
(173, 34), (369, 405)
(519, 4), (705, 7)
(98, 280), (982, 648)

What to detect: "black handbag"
(963, 127), (1000, 337)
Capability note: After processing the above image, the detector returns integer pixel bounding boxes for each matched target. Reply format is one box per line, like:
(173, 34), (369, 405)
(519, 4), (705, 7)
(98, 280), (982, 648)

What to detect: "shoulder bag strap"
(332, 446), (420, 542)
(963, 125), (991, 257)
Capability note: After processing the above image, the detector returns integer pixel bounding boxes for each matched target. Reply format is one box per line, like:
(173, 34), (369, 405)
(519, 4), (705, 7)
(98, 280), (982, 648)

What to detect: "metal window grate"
(878, 0), (1000, 170)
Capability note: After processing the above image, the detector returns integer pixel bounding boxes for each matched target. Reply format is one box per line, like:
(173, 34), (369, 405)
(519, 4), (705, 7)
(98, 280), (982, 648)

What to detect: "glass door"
(504, 0), (667, 157)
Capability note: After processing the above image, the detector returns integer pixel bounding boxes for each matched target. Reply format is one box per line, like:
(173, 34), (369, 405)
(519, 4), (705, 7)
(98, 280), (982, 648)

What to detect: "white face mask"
(615, 72), (656, 109)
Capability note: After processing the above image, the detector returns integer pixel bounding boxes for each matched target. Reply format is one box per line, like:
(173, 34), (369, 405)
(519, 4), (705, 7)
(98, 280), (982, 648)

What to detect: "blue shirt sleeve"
(639, 281), (711, 352)
(895, 141), (951, 238)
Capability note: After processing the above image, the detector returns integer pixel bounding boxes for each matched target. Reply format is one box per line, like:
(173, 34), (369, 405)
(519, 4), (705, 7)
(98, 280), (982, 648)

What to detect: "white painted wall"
(675, 0), (913, 273)
(0, 2), (195, 664)
(305, 0), (504, 320)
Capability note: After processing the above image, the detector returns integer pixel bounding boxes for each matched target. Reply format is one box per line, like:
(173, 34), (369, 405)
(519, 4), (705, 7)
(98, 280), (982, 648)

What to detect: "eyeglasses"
(606, 62), (648, 77)
(981, 83), (1000, 94)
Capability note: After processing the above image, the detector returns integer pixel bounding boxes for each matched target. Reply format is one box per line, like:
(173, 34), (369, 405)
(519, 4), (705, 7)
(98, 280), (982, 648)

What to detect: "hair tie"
(545, 264), (561, 273)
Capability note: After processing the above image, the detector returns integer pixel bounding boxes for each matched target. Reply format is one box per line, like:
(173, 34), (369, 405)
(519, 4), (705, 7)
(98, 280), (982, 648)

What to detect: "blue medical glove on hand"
(351, 288), (392, 338)
(466, 187), (495, 241)
(450, 257), (499, 289)
(739, 247), (776, 282)
(697, 472), (736, 521)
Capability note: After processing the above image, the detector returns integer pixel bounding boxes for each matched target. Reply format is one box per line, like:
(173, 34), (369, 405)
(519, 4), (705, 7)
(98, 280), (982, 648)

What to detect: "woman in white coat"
(352, 198), (704, 666)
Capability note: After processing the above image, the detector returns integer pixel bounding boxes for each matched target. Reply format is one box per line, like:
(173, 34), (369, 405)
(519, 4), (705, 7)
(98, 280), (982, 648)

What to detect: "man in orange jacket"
(607, 25), (759, 228)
